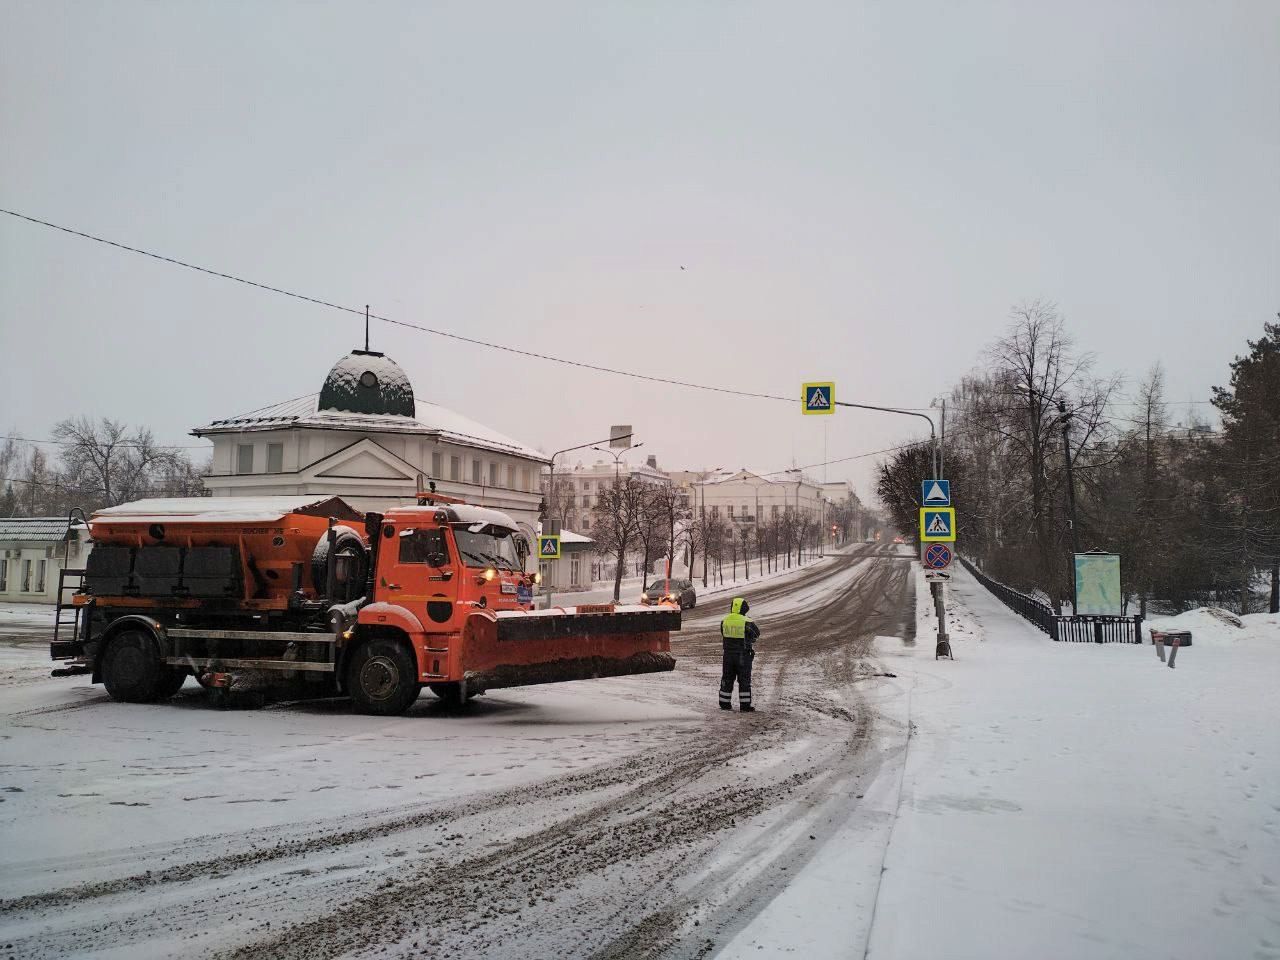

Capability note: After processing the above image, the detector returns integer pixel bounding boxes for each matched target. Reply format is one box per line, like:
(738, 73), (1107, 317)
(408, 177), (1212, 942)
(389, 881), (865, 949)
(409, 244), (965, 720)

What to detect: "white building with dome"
(192, 349), (548, 545)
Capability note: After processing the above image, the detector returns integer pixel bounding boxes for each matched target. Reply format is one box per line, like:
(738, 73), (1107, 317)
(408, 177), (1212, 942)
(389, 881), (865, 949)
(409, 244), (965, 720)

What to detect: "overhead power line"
(0, 433), (208, 451)
(0, 208), (805, 406)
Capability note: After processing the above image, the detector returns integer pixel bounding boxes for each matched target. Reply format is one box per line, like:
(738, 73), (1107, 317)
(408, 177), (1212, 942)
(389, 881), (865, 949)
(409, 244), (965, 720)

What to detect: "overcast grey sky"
(2, 1), (1277, 499)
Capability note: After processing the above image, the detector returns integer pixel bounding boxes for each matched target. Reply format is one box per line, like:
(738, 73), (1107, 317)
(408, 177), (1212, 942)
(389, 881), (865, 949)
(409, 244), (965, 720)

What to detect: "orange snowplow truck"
(51, 496), (677, 714)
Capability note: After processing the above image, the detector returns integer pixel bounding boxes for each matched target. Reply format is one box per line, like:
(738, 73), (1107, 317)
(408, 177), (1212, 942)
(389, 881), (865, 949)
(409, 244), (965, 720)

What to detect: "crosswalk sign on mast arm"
(798, 382), (940, 477)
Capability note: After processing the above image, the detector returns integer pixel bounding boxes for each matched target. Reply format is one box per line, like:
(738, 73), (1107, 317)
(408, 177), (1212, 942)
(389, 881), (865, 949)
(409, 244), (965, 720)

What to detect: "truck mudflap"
(460, 605), (678, 691)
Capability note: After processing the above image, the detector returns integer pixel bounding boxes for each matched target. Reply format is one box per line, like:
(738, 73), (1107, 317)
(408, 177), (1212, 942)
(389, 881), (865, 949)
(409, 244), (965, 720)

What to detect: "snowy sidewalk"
(863, 566), (1280, 960)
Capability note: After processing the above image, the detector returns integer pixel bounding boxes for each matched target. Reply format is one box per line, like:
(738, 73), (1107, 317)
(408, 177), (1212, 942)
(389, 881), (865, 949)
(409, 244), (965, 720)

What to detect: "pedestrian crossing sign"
(802, 382), (835, 415)
(538, 535), (561, 559)
(919, 508), (956, 542)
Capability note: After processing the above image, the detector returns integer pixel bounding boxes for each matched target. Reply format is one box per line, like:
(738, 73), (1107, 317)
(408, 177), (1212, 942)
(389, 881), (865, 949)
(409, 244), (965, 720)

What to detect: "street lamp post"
(542, 431), (633, 609)
(590, 442), (644, 486)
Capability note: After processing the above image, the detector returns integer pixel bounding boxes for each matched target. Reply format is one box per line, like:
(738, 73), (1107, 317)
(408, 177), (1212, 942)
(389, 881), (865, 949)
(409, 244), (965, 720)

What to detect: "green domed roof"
(317, 350), (415, 417)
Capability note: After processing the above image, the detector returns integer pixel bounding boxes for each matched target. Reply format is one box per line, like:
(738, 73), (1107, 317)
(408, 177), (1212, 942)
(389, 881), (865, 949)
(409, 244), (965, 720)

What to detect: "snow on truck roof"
(387, 503), (522, 532)
(92, 496), (363, 525)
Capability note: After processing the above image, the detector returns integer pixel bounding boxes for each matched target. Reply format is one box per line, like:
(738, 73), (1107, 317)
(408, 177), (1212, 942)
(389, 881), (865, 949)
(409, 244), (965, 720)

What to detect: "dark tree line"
(878, 305), (1280, 615)
(1, 417), (208, 518)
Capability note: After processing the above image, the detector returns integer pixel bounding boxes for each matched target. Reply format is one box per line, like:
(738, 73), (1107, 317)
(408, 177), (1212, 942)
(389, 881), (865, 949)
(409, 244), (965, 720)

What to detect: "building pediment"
(304, 438), (418, 483)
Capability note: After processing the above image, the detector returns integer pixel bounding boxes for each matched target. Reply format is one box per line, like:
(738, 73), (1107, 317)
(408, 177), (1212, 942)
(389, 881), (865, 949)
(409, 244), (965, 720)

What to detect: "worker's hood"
(730, 597), (749, 615)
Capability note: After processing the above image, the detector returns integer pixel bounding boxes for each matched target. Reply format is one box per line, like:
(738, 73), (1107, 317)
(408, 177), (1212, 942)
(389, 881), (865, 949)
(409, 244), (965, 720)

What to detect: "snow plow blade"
(460, 605), (678, 692)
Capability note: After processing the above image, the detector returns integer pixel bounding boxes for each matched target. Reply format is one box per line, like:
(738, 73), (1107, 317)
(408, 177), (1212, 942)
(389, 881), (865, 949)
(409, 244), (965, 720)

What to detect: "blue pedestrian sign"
(802, 382), (835, 415)
(921, 479), (951, 507)
(919, 507), (956, 542)
(538, 535), (561, 559)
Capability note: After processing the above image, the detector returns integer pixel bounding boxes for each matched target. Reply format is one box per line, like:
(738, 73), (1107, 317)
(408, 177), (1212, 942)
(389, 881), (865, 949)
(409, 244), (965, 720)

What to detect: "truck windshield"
(452, 524), (522, 571)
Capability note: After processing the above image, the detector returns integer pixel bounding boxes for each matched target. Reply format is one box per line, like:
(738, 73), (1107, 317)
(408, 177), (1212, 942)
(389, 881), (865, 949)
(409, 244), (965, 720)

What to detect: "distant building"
(192, 349), (549, 546)
(0, 516), (90, 605)
(693, 469), (825, 526)
(541, 454), (671, 534)
(535, 528), (595, 591)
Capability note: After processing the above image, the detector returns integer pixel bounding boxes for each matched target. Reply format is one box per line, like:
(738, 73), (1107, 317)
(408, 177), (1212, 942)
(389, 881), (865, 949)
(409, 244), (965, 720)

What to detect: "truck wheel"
(101, 629), (166, 703)
(155, 668), (188, 699)
(347, 639), (419, 715)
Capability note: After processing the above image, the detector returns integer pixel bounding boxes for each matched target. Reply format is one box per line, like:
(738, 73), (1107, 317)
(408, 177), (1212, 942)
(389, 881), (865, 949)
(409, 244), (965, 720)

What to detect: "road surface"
(0, 544), (915, 959)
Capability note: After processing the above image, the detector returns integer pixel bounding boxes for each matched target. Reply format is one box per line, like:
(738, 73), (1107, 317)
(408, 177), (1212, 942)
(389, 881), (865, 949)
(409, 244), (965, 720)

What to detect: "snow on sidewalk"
(865, 565), (1280, 960)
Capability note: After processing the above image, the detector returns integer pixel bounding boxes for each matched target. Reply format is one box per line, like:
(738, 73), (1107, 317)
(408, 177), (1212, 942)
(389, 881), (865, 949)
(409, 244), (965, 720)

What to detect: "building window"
(472, 460), (481, 484)
(521, 467), (531, 491)
(36, 559), (47, 593)
(582, 495), (590, 509)
(583, 480), (591, 492)
(489, 463), (499, 487)
(742, 504), (749, 520)
(506, 464), (514, 488)
(772, 504), (780, 517)
(567, 496), (576, 508)
(728, 505), (735, 518)
(570, 555), (581, 587)
(21, 559), (32, 592)
(236, 444), (254, 474)
(711, 506), (719, 518)
(267, 443), (284, 474)
(0, 559), (7, 592)
(582, 518), (590, 530)
(450, 456), (461, 481)
(432, 451), (443, 480)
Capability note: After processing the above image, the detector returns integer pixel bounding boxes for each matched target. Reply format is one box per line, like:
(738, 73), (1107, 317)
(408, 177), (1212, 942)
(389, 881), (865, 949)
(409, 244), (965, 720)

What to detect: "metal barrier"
(956, 556), (1143, 643)
(1054, 615), (1143, 644)
(957, 555), (1058, 639)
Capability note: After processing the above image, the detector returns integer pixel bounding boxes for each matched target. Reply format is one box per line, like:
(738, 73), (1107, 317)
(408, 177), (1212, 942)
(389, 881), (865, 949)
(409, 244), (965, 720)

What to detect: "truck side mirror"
(428, 552), (448, 568)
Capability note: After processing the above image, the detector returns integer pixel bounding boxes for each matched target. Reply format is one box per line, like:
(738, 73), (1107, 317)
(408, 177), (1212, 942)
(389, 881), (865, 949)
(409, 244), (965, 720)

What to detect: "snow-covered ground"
(841, 565), (1280, 960)
(541, 552), (837, 608)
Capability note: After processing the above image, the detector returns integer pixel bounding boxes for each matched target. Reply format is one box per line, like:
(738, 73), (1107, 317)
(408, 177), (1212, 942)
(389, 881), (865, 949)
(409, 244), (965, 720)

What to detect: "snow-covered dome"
(317, 350), (415, 417)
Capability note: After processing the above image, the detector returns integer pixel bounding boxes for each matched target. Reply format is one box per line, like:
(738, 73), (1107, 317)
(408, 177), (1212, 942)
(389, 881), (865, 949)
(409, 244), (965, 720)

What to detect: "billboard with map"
(1074, 553), (1122, 616)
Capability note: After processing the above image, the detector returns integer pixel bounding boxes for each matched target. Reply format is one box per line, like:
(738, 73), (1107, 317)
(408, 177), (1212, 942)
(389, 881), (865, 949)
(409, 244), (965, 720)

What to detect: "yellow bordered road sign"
(802, 382), (835, 415)
(919, 508), (956, 542)
(538, 535), (561, 559)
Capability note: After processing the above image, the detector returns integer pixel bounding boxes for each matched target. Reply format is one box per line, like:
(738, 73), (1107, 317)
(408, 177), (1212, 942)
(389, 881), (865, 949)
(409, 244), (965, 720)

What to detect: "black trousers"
(719, 647), (753, 707)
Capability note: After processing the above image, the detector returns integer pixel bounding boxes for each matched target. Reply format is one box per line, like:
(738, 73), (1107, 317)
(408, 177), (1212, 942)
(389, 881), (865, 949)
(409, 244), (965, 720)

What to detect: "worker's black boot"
(719, 702), (733, 710)
(740, 704), (755, 713)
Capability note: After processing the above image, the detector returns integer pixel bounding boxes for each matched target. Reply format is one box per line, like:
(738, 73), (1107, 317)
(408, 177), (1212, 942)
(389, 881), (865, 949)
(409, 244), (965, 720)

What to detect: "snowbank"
(859, 564), (1280, 960)
(1146, 606), (1279, 647)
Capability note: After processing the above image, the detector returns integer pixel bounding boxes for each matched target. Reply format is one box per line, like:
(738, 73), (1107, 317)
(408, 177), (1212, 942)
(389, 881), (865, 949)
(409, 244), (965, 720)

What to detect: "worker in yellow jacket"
(719, 596), (760, 712)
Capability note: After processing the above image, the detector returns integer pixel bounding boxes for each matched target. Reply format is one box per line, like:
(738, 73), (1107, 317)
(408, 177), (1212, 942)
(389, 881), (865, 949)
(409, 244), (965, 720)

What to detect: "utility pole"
(1059, 399), (1081, 611)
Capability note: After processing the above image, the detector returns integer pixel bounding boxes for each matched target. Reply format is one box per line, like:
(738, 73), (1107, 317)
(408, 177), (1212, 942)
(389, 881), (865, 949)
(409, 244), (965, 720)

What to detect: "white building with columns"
(193, 349), (548, 546)
(692, 469), (825, 526)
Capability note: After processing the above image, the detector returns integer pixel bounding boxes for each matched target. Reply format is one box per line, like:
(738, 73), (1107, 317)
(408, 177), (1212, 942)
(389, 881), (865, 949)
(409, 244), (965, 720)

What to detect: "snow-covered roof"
(535, 522), (593, 545)
(443, 503), (521, 531)
(192, 393), (548, 463)
(0, 517), (87, 543)
(700, 468), (819, 486)
(92, 495), (363, 525)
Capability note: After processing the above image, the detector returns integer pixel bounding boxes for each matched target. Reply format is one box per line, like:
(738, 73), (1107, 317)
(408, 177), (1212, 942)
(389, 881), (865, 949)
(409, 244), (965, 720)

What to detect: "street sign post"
(802, 382), (835, 415)
(538, 535), (561, 560)
(921, 479), (951, 507)
(919, 508), (956, 542)
(922, 542), (953, 571)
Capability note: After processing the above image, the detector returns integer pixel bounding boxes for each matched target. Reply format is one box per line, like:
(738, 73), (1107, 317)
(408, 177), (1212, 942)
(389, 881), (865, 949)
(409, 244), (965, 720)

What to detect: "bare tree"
(591, 477), (647, 602)
(52, 417), (180, 510)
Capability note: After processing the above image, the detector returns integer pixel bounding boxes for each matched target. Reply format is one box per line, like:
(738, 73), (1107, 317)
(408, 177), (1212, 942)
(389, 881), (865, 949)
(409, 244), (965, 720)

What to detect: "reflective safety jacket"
(721, 597), (760, 651)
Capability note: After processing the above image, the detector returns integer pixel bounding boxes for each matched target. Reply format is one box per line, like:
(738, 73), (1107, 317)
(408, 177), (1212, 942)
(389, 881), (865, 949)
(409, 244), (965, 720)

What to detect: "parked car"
(641, 577), (696, 610)
(892, 535), (905, 544)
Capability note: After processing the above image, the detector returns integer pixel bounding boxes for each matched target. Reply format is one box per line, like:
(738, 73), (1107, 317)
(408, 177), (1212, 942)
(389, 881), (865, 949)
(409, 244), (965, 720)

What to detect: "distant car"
(892, 536), (905, 544)
(641, 577), (696, 610)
